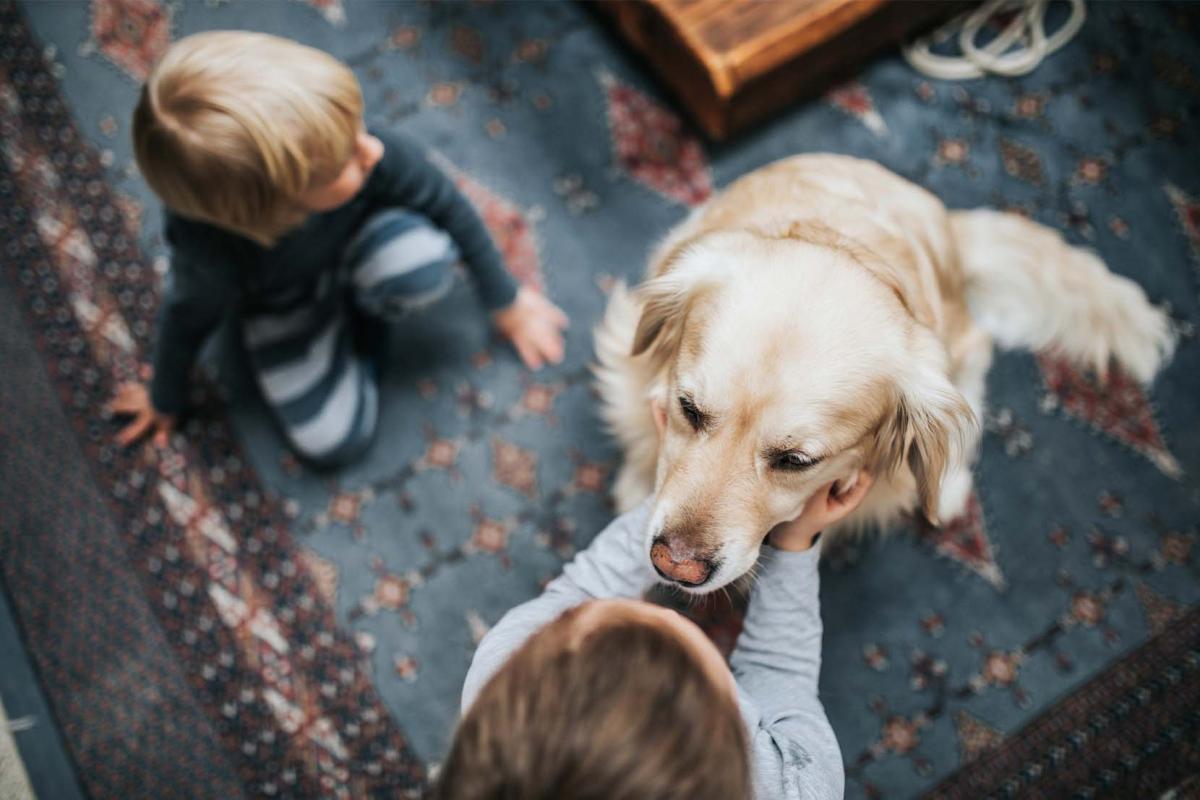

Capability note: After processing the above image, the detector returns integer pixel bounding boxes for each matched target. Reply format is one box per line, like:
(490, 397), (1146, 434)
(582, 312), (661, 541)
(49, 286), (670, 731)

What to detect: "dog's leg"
(937, 324), (991, 522)
(951, 209), (1174, 385)
(936, 464), (975, 523)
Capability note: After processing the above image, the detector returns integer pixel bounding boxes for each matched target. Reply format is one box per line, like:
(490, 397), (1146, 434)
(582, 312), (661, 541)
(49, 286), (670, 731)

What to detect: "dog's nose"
(650, 537), (715, 586)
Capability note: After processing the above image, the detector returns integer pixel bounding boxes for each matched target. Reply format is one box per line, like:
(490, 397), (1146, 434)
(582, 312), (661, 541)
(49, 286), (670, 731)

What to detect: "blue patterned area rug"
(1, 1), (1198, 798)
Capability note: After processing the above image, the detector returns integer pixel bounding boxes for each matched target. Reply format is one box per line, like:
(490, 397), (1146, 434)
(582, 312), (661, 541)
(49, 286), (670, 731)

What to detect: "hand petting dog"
(769, 471), (874, 553)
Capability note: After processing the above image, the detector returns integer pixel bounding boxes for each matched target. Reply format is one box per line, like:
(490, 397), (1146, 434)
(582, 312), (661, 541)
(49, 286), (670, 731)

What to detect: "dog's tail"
(950, 209), (1174, 384)
(592, 282), (658, 512)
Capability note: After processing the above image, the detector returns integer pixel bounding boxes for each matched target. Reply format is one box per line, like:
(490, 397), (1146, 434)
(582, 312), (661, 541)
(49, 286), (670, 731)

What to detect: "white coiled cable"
(903, 0), (1087, 80)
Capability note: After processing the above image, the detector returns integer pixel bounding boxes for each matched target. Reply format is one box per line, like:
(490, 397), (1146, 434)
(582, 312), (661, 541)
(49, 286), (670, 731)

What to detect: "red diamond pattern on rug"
(825, 80), (888, 136)
(1136, 581), (1186, 635)
(89, 0), (171, 82)
(491, 437), (538, 498)
(1038, 353), (1180, 477)
(597, 69), (712, 207)
(299, 0), (346, 26)
(953, 710), (1004, 762)
(1165, 183), (1200, 267)
(918, 493), (1005, 590)
(449, 168), (544, 292)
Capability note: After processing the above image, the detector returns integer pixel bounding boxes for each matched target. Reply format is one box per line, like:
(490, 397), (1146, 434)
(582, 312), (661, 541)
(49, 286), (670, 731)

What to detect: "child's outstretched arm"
(110, 242), (235, 447)
(370, 132), (567, 369)
(730, 473), (873, 800)
(460, 499), (656, 712)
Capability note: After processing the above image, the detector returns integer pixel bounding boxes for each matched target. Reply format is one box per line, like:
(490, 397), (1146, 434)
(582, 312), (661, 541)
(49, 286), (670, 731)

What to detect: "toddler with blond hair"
(110, 31), (567, 466)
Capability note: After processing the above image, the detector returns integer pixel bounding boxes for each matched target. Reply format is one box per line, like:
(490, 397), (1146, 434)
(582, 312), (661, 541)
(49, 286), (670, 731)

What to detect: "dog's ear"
(630, 267), (720, 364)
(631, 274), (685, 358)
(872, 330), (977, 526)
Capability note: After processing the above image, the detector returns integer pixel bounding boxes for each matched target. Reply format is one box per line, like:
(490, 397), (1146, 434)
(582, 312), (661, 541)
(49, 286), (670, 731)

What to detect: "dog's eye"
(678, 396), (706, 432)
(772, 452), (818, 471)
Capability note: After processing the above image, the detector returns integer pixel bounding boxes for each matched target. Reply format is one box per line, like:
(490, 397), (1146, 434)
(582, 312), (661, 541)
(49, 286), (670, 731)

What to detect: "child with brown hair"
(109, 31), (567, 466)
(439, 472), (873, 800)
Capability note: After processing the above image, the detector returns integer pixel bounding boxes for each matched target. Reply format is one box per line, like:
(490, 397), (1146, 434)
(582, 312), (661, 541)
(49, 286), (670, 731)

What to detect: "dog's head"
(634, 229), (975, 592)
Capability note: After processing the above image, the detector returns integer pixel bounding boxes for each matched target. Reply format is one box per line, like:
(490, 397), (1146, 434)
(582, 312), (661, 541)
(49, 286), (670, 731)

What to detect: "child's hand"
(768, 471), (875, 552)
(108, 381), (177, 448)
(492, 287), (569, 370)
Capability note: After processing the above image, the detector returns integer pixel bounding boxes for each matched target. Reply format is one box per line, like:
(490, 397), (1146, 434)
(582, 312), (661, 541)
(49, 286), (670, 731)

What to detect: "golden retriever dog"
(594, 154), (1173, 592)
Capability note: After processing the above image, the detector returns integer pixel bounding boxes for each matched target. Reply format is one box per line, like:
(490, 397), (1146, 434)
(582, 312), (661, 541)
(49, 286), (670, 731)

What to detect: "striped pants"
(242, 210), (458, 468)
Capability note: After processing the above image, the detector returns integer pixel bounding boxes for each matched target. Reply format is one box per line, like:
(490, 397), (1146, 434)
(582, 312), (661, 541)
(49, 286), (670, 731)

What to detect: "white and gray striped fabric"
(242, 209), (458, 468)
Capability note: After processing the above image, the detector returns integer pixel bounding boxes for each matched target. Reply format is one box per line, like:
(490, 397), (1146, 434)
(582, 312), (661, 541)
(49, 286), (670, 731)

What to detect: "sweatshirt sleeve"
(148, 254), (236, 416)
(730, 543), (845, 800)
(460, 500), (656, 713)
(369, 131), (518, 311)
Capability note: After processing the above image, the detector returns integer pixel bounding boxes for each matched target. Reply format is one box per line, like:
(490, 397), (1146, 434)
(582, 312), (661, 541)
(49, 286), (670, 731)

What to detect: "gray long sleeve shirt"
(461, 501), (845, 800)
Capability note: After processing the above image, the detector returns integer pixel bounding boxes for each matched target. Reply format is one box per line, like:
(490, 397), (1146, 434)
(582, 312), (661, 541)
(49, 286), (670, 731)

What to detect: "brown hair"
(436, 605), (751, 800)
(132, 31), (363, 245)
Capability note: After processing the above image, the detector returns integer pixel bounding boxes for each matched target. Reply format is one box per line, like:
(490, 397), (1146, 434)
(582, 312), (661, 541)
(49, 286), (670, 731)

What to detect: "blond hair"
(437, 606), (752, 800)
(132, 31), (363, 245)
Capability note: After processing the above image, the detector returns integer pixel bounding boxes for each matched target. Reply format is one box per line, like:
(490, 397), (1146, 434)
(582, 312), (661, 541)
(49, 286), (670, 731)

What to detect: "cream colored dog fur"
(594, 154), (1174, 592)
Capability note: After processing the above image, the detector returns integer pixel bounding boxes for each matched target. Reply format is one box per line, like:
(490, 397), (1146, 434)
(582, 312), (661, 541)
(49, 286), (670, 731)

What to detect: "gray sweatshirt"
(460, 501), (845, 800)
